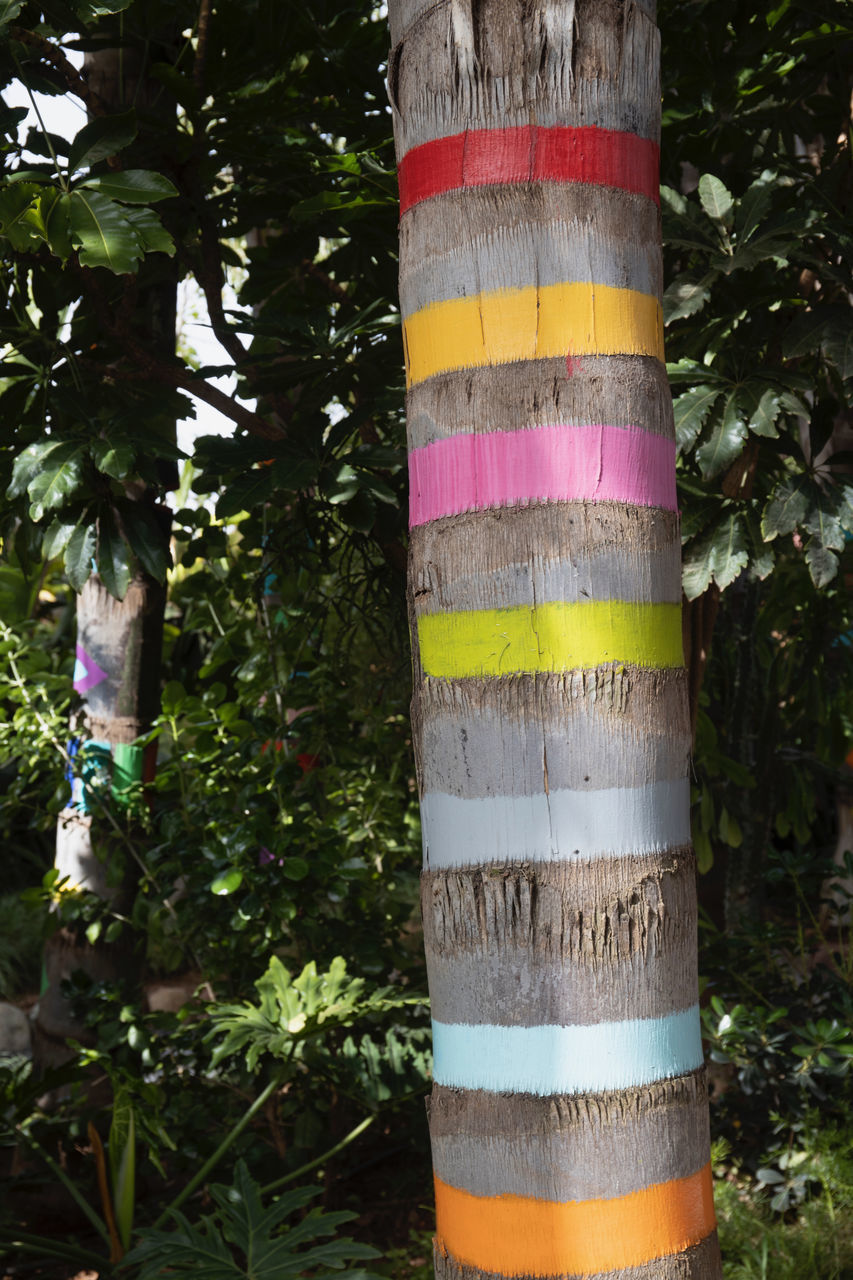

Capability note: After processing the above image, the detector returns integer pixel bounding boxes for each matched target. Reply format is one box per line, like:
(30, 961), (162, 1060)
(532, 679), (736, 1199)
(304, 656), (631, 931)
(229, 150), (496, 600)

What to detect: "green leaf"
(683, 511), (749, 599)
(123, 205), (176, 256)
(695, 393), (747, 478)
(698, 174), (734, 228)
(736, 174), (775, 242)
(0, 1), (24, 30)
(122, 1159), (384, 1280)
(0, 184), (43, 253)
(92, 437), (135, 480)
(69, 190), (143, 274)
(7, 188), (73, 261)
(742, 385), (782, 438)
(822, 324), (853, 382)
(97, 509), (132, 600)
(282, 857), (309, 881)
(109, 1091), (135, 1251)
(761, 477), (810, 540)
(660, 186), (719, 250)
(42, 515), (79, 560)
(666, 358), (728, 385)
(122, 503), (170, 581)
(8, 439), (79, 501)
(803, 504), (845, 553)
(672, 384), (723, 454)
(216, 468), (275, 519)
(42, 191), (73, 260)
(68, 109), (137, 173)
(211, 870), (243, 896)
(805, 541), (838, 587)
(663, 277), (710, 325)
(64, 521), (96, 592)
(77, 0), (133, 15)
(744, 511), (775, 581)
(80, 169), (178, 204)
(718, 808), (743, 849)
(26, 442), (87, 520)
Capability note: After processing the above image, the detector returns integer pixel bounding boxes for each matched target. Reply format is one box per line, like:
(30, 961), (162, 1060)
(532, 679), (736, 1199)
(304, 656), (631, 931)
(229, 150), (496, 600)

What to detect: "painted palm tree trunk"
(36, 36), (176, 1058)
(388, 1), (722, 1276)
(38, 573), (165, 1050)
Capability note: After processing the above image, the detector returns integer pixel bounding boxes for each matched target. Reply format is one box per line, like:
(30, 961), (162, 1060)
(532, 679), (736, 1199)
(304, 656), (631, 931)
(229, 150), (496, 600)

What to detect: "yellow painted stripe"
(434, 1163), (716, 1276)
(417, 601), (683, 678)
(403, 281), (664, 386)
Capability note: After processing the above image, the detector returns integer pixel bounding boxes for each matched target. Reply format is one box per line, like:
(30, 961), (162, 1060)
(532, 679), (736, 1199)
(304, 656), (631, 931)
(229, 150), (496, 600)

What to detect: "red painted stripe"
(398, 125), (660, 214)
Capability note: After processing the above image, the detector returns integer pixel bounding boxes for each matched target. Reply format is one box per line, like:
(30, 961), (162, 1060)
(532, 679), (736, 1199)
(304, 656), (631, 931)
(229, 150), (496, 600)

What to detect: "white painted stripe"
(432, 1005), (703, 1096)
(421, 778), (690, 869)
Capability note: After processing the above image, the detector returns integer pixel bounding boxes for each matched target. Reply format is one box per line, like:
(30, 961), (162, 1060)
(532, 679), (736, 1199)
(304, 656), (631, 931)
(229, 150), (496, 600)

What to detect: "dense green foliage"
(0, 0), (851, 1276)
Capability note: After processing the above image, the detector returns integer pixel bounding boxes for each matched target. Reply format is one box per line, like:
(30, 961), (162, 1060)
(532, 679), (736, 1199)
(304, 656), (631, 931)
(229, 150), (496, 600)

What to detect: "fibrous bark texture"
(389, 0), (720, 1276)
(38, 573), (165, 1049)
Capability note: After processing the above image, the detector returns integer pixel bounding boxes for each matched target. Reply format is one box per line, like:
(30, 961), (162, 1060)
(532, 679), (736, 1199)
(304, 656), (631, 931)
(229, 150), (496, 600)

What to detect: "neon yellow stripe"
(403, 281), (664, 386)
(417, 602), (683, 678)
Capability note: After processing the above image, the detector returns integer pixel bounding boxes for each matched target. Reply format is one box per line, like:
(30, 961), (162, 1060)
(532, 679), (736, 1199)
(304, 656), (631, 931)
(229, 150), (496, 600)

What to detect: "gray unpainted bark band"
(400, 185), (658, 286)
(432, 1231), (722, 1280)
(398, 199), (661, 318)
(422, 852), (697, 1025)
(414, 667), (691, 798)
(428, 1070), (709, 1201)
(411, 504), (682, 615)
(390, 0), (661, 151)
(405, 356), (675, 449)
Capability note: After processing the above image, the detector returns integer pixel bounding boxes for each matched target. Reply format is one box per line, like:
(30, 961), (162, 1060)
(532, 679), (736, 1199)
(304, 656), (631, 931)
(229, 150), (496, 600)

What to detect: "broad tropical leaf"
(69, 190), (143, 273)
(663, 277), (710, 325)
(91, 438), (135, 480)
(80, 169), (178, 204)
(68, 109), (137, 173)
(695, 392), (747, 478)
(805, 541), (838, 588)
(64, 521), (97, 592)
(123, 205), (176, 256)
(209, 955), (426, 1072)
(682, 511), (749, 599)
(24, 442), (87, 520)
(121, 1161), (384, 1280)
(741, 385), (782, 438)
(761, 476), (811, 540)
(97, 509), (132, 600)
(672, 384), (723, 453)
(698, 174), (734, 228)
(0, 1), (24, 29)
(121, 501), (170, 581)
(736, 173), (775, 241)
(42, 515), (79, 560)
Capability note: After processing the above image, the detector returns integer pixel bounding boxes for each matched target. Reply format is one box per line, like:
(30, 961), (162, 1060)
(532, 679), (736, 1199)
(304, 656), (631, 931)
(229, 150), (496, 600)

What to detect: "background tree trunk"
(388, 1), (722, 1276)
(34, 36), (176, 1064)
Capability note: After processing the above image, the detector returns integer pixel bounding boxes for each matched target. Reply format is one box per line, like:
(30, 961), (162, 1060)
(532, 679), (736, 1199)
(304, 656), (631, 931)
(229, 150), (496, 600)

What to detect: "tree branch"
(193, 0), (213, 92)
(94, 350), (285, 440)
(10, 28), (107, 116)
(72, 263), (283, 440)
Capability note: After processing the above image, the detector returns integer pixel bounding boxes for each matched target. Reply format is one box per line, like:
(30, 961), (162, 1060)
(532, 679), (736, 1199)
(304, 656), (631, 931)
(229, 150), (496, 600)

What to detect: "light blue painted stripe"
(421, 778), (690, 870)
(431, 1005), (703, 1096)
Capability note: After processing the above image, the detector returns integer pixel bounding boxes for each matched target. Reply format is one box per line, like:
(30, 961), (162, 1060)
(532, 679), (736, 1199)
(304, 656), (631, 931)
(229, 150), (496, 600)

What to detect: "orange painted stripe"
(434, 1163), (716, 1276)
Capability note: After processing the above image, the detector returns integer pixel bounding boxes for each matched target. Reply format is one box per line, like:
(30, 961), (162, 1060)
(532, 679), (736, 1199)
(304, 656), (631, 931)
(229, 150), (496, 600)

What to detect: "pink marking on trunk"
(408, 424), (677, 527)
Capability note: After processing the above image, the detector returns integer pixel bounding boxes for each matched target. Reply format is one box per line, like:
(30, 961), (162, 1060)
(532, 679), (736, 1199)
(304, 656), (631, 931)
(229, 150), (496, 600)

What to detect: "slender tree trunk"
(38, 574), (165, 1051)
(388, 1), (721, 1276)
(35, 39), (176, 1063)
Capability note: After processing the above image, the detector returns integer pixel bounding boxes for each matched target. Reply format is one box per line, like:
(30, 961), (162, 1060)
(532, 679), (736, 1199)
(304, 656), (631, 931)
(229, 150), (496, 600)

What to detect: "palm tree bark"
(35, 36), (176, 1063)
(388, 1), (722, 1276)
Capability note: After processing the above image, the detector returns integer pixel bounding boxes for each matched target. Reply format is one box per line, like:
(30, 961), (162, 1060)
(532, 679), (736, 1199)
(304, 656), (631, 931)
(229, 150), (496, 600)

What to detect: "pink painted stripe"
(408, 425), (677, 527)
